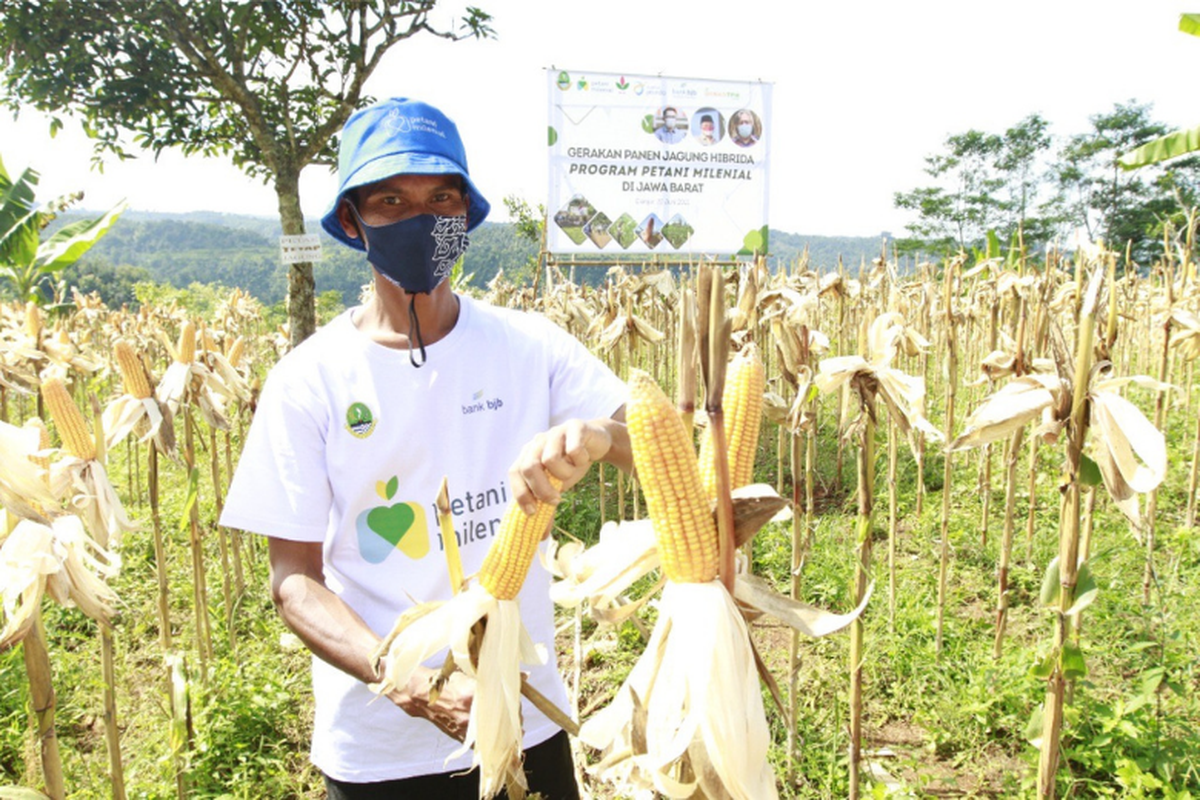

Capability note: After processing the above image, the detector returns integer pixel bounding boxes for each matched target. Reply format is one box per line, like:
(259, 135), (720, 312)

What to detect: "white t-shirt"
(221, 294), (626, 782)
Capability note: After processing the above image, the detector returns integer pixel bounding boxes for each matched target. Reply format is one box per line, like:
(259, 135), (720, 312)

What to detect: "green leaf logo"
(737, 225), (770, 256)
(556, 71), (570, 90)
(616, 76), (629, 90)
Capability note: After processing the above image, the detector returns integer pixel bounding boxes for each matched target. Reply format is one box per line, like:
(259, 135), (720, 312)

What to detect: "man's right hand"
(387, 667), (474, 742)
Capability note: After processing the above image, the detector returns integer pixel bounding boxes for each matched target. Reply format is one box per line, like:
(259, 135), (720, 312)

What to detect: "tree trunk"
(275, 170), (316, 346)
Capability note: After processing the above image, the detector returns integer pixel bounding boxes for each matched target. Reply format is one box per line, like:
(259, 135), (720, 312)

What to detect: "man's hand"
(509, 412), (629, 515)
(385, 667), (474, 742)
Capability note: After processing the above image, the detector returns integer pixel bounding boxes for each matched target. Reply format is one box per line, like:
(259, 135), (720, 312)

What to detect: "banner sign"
(547, 69), (771, 256)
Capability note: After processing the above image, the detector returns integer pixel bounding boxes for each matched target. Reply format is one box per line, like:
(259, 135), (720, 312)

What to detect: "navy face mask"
(350, 209), (470, 367)
(352, 210), (469, 294)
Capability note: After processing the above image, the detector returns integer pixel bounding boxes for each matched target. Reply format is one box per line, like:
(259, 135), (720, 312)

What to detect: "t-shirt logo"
(355, 475), (430, 564)
(345, 402), (376, 439)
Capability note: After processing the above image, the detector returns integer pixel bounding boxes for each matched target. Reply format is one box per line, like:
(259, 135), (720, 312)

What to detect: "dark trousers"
(323, 730), (580, 799)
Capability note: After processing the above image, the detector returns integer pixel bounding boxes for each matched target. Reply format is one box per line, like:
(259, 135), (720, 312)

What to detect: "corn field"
(1, 230), (1199, 798)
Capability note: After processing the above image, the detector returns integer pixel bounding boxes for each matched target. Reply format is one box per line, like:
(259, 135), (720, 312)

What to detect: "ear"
(336, 198), (362, 241)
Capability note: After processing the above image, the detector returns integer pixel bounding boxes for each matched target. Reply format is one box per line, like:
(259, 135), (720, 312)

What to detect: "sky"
(0, 0), (1196, 238)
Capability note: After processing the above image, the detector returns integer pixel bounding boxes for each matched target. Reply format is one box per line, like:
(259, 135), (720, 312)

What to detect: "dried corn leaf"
(733, 573), (873, 637)
(950, 375), (1063, 451)
(1089, 390), (1166, 495)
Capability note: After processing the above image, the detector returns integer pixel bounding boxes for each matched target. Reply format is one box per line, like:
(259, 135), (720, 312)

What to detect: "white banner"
(547, 69), (772, 256)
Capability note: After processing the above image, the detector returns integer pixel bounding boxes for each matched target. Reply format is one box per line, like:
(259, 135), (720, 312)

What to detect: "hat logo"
(383, 110), (412, 135)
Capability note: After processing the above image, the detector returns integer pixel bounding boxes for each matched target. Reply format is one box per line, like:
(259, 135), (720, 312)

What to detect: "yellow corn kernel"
(177, 320), (196, 364)
(114, 340), (152, 399)
(41, 377), (96, 461)
(479, 476), (563, 600)
(628, 369), (719, 584)
(698, 344), (766, 498)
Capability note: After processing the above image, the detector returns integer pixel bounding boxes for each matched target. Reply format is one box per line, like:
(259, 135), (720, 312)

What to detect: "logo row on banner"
(547, 69), (772, 256)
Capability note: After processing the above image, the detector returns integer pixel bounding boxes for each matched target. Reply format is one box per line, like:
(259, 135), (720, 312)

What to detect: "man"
(654, 106), (687, 144)
(697, 114), (717, 146)
(730, 109), (759, 147)
(221, 97), (631, 799)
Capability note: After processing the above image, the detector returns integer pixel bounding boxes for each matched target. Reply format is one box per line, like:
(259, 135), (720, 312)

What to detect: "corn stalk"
(936, 259), (960, 655)
(1036, 266), (1101, 799)
(1142, 257), (1174, 604)
(848, 389), (875, 800)
(23, 611), (66, 800)
(994, 293), (1029, 659)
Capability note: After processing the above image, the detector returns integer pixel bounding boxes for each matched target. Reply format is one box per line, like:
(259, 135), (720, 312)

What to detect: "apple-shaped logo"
(355, 475), (429, 564)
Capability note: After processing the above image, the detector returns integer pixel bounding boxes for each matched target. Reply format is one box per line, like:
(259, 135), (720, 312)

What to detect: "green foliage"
(56, 258), (151, 308)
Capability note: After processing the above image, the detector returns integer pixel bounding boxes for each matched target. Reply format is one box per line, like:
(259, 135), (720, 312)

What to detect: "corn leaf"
(733, 573), (873, 637)
(1090, 390), (1166, 494)
(1065, 562), (1098, 618)
(950, 376), (1059, 451)
(1062, 643), (1088, 680)
(1079, 454), (1102, 487)
(1040, 557), (1061, 607)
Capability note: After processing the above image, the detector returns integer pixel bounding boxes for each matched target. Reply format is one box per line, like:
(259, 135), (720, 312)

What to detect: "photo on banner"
(546, 70), (772, 256)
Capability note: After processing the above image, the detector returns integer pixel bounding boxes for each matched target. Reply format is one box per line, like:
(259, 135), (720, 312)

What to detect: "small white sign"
(280, 234), (322, 264)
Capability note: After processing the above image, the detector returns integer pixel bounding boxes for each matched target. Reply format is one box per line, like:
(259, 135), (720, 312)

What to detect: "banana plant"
(1118, 14), (1200, 168)
(0, 153), (126, 303)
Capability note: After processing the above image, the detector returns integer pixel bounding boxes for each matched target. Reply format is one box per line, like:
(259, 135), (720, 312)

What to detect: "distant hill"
(56, 211), (889, 307)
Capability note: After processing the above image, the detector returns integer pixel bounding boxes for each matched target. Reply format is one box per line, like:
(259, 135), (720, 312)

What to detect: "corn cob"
(699, 344), (766, 498)
(41, 377), (96, 461)
(202, 326), (217, 355)
(25, 301), (41, 340)
(24, 417), (52, 473)
(226, 336), (245, 368)
(478, 476), (563, 600)
(176, 320), (196, 364)
(628, 369), (719, 583)
(114, 340), (152, 399)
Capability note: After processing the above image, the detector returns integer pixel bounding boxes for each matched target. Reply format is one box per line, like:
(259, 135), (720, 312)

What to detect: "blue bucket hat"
(321, 98), (490, 250)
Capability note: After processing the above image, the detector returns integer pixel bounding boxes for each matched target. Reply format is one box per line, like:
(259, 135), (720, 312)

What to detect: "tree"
(895, 117), (1056, 256)
(0, 153), (126, 302)
(995, 114), (1056, 244)
(1054, 101), (1199, 264)
(895, 128), (1003, 255)
(0, 0), (492, 344)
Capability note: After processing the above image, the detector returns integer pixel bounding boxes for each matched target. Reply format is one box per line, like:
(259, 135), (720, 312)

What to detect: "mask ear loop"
(407, 295), (428, 368)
